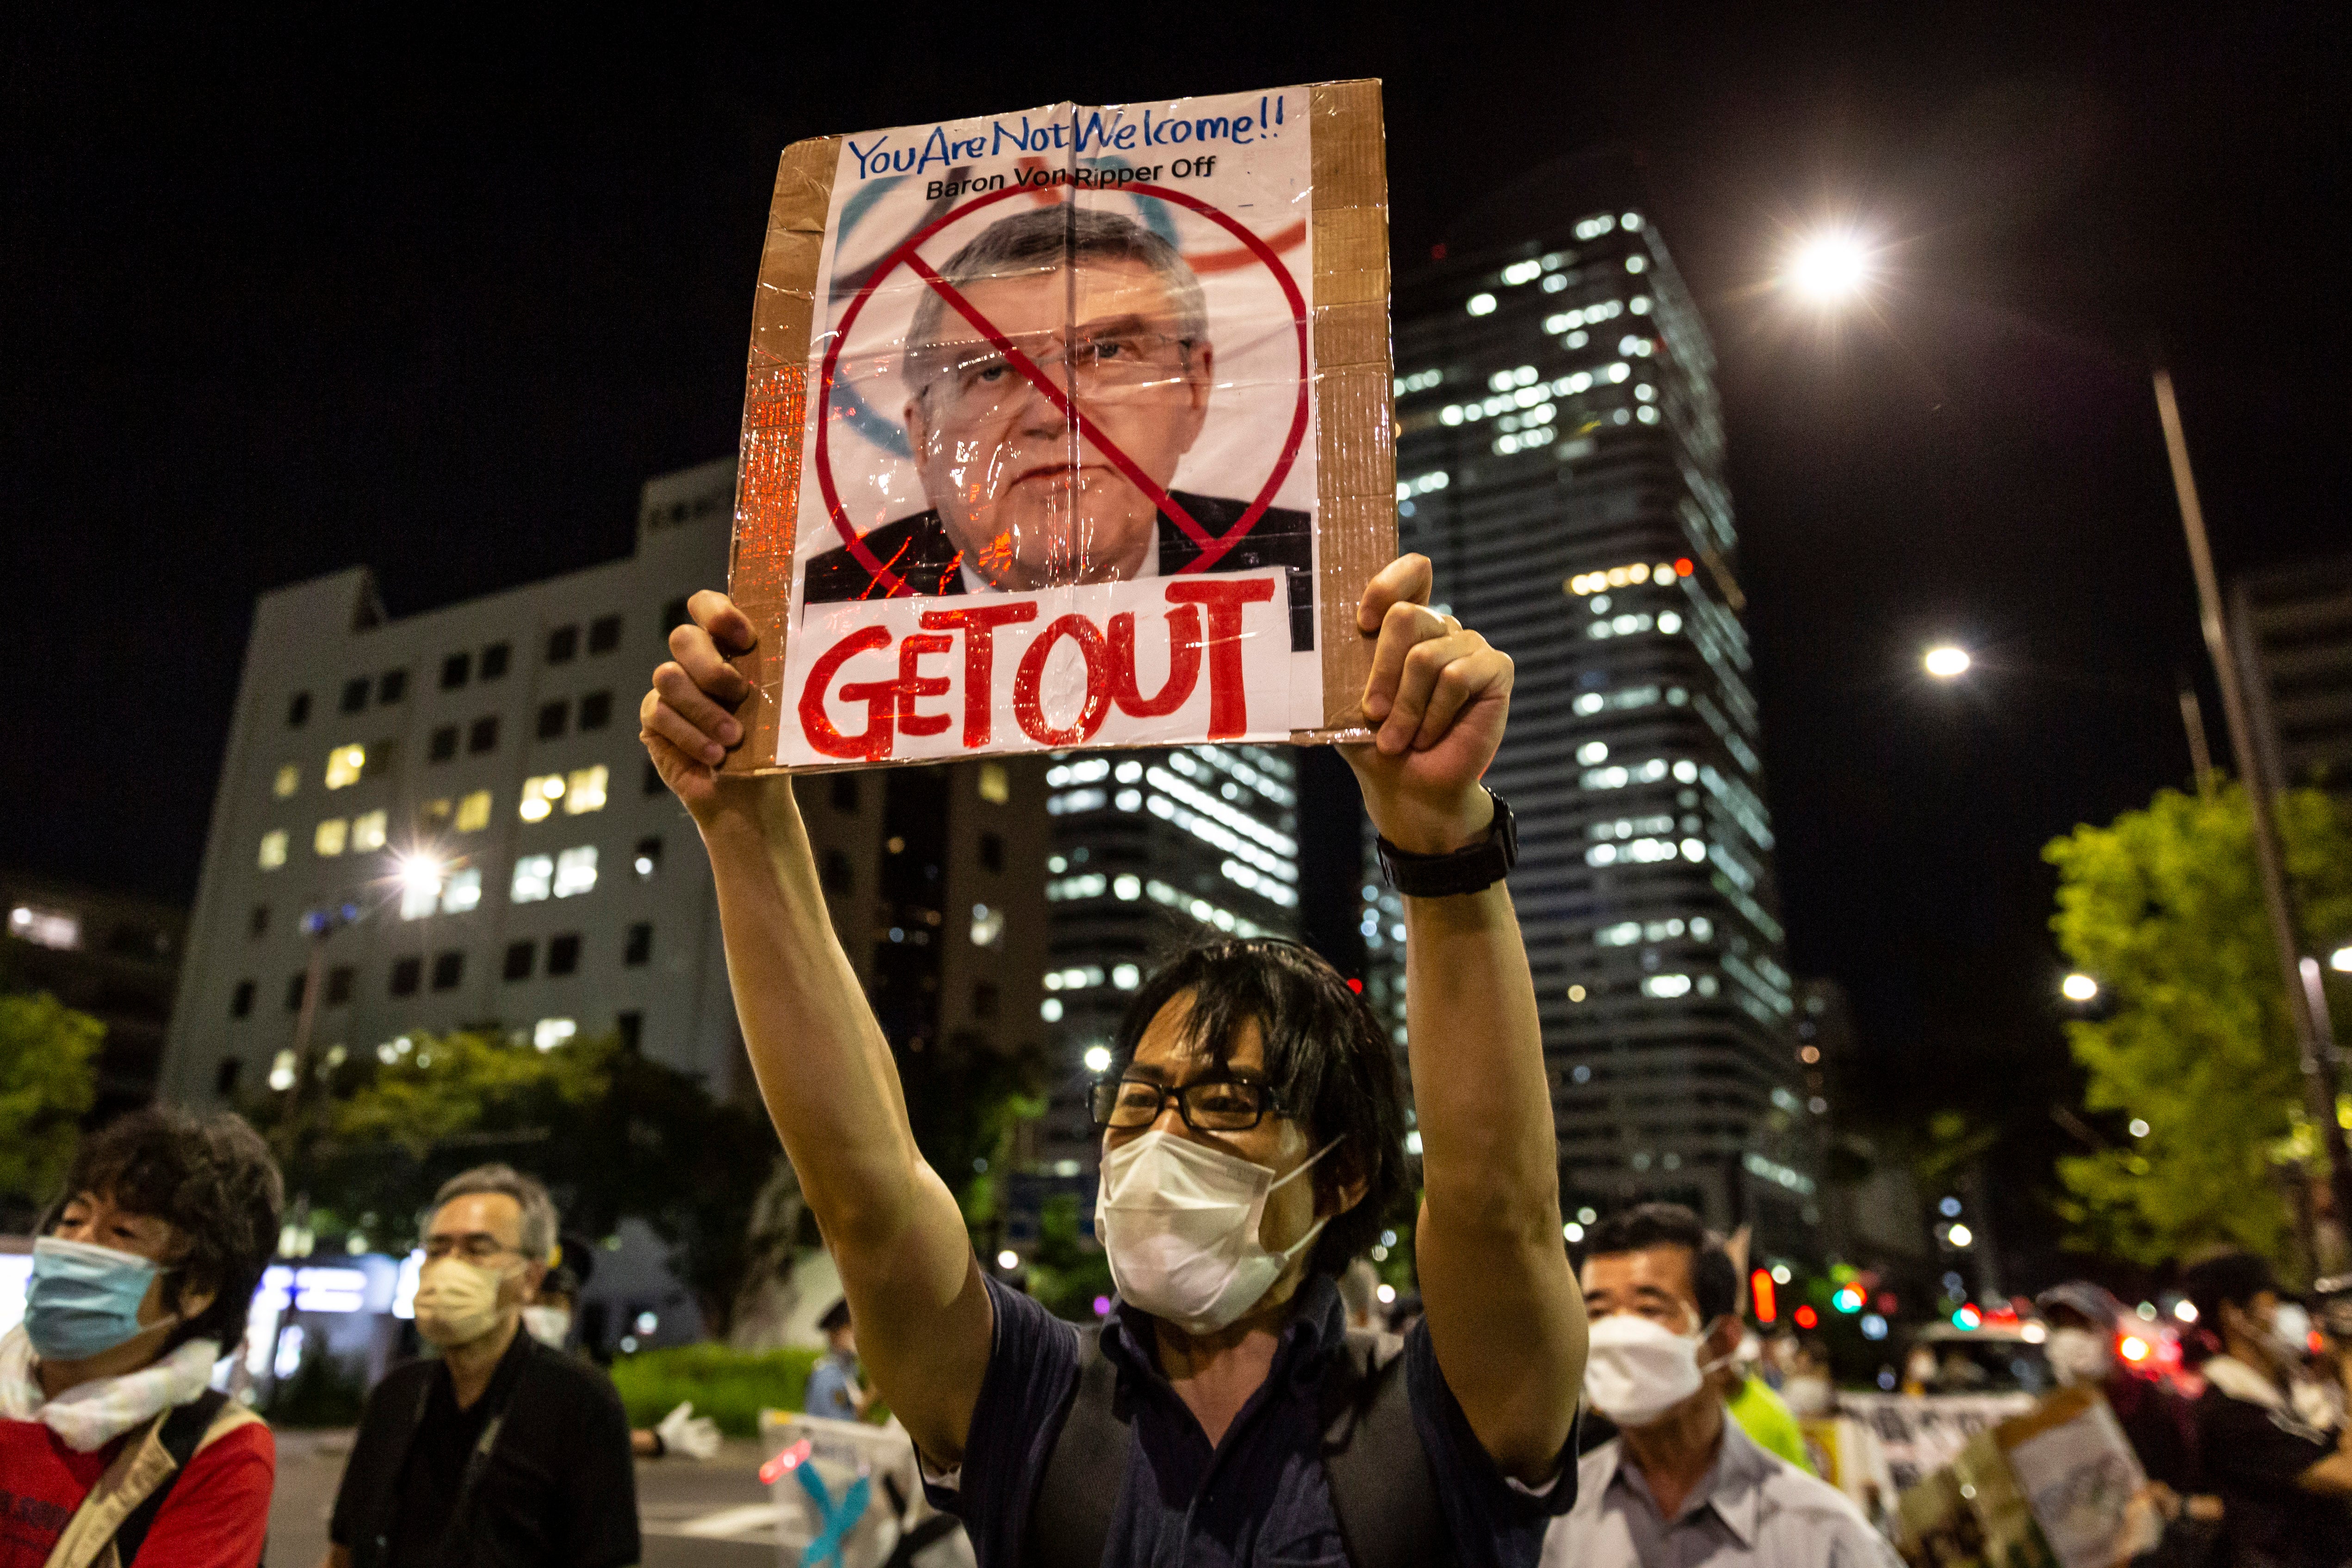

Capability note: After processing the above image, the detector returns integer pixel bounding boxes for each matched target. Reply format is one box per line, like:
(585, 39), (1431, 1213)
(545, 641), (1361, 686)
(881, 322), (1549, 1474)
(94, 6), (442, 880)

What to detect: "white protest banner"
(723, 83), (1392, 773)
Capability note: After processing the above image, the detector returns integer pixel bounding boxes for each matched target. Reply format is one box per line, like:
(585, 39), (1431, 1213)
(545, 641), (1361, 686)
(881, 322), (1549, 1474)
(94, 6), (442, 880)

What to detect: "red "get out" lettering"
(797, 576), (1277, 760)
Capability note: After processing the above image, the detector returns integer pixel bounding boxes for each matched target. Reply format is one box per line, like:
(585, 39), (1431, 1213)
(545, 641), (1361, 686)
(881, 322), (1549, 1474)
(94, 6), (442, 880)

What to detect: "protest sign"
(724, 82), (1393, 771)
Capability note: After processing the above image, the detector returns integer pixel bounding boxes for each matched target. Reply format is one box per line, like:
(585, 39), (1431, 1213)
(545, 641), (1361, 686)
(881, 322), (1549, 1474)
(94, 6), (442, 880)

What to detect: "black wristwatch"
(1375, 790), (1517, 898)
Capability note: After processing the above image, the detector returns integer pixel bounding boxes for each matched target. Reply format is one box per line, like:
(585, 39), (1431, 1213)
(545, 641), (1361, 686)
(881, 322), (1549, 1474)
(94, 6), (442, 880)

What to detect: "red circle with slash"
(813, 182), (1311, 598)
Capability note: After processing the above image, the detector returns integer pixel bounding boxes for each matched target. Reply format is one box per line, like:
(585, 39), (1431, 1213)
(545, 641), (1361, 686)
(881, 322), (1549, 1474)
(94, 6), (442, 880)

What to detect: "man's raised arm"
(1343, 556), (1586, 1484)
(640, 591), (990, 1463)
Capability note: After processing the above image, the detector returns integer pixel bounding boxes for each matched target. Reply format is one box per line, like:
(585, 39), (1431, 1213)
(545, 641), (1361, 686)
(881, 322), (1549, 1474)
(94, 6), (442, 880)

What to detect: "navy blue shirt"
(926, 1273), (1573, 1567)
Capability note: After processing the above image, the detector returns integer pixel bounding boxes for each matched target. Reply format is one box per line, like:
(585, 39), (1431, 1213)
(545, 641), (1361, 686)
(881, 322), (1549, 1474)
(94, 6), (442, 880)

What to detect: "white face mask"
(521, 1305), (572, 1349)
(2045, 1326), (2113, 1386)
(1095, 1129), (1337, 1335)
(1583, 1313), (1727, 1428)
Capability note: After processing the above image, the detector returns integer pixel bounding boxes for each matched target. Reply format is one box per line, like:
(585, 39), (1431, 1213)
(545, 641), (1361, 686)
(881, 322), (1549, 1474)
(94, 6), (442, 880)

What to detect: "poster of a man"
(799, 205), (1316, 653)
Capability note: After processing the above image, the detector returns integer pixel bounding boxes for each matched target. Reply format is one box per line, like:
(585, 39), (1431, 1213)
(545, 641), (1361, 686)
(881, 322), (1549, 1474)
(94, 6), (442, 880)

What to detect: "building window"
(830, 775), (859, 812)
(390, 955), (422, 996)
(340, 677), (369, 714)
(624, 923), (652, 967)
(258, 830), (289, 870)
(479, 641), (511, 681)
(324, 744), (366, 790)
(972, 980), (1000, 1020)
(512, 855), (553, 904)
(400, 870), (439, 921)
(467, 715), (499, 754)
(287, 691), (311, 728)
(548, 933), (582, 976)
(533, 1017), (576, 1050)
(822, 849), (854, 895)
(643, 759), (664, 796)
(978, 762), (1009, 804)
(441, 651), (471, 690)
(352, 809), (388, 852)
(215, 1058), (241, 1097)
(285, 973), (308, 1012)
(378, 668), (409, 705)
(564, 765), (608, 814)
(979, 832), (1004, 874)
(588, 614), (623, 654)
(661, 598), (688, 636)
(546, 625), (579, 664)
(633, 837), (662, 878)
(430, 951), (465, 991)
(230, 980), (254, 1018)
(249, 905), (270, 938)
(577, 691), (613, 731)
(429, 725), (459, 763)
(325, 965), (355, 1006)
(536, 700), (568, 741)
(455, 790), (492, 832)
(273, 763), (299, 799)
(419, 798), (453, 832)
(503, 941), (535, 981)
(553, 846), (598, 899)
(969, 904), (1003, 947)
(520, 774), (563, 822)
(440, 868), (482, 914)
(617, 1010), (644, 1054)
(314, 818), (348, 857)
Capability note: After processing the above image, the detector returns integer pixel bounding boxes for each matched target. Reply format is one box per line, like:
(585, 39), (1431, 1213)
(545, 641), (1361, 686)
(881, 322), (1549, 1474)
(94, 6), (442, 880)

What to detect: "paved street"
(270, 1428), (784, 1567)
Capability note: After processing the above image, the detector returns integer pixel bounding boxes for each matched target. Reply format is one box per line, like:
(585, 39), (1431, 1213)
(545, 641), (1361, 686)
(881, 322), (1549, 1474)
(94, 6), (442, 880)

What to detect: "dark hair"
(43, 1107), (284, 1356)
(430, 1163), (558, 1262)
(819, 1298), (853, 1335)
(1108, 938), (1411, 1278)
(1583, 1202), (1739, 1326)
(2183, 1251), (2279, 1335)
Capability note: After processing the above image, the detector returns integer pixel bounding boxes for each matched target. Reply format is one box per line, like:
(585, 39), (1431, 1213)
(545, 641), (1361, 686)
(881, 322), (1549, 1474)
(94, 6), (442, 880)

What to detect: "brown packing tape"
(725, 83), (1392, 769)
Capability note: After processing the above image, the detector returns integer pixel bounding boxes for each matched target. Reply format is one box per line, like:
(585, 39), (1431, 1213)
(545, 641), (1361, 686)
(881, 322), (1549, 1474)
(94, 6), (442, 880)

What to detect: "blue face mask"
(25, 1236), (169, 1362)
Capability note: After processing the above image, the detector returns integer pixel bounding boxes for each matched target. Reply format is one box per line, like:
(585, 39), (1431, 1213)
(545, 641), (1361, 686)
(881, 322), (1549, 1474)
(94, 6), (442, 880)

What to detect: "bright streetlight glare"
(2333, 945), (2352, 974)
(1081, 1045), (1113, 1073)
(1923, 645), (1971, 679)
(2061, 972), (2100, 1003)
(996, 1249), (1019, 1271)
(1786, 231), (1873, 303)
(1946, 1223), (1974, 1248)
(395, 854), (445, 895)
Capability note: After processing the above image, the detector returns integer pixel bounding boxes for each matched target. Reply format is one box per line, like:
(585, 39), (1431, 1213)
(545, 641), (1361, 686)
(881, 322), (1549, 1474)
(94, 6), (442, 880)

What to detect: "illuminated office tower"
(1027, 746), (1301, 1207)
(1392, 183), (1818, 1252)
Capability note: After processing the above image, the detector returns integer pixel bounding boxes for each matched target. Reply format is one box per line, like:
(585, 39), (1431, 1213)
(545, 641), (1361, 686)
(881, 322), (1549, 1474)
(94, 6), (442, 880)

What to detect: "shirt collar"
(1607, 1413), (1776, 1548)
(1102, 1272), (1345, 1397)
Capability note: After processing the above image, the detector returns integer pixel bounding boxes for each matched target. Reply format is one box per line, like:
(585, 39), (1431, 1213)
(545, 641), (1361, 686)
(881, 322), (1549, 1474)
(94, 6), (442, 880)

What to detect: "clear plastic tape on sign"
(724, 82), (1393, 774)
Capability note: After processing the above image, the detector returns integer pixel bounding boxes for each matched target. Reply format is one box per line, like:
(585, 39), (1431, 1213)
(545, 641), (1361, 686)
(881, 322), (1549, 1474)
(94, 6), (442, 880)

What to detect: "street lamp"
(2332, 946), (2352, 974)
(2061, 973), (2100, 1004)
(1784, 230), (1875, 304)
(1923, 645), (1971, 679)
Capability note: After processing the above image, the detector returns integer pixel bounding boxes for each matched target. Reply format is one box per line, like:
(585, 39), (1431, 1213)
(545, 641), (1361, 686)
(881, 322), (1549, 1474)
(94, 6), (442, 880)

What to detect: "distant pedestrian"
(2180, 1251), (2352, 1568)
(524, 1260), (718, 1460)
(0, 1107), (282, 1568)
(2036, 1281), (2201, 1493)
(804, 1298), (873, 1422)
(1543, 1203), (1897, 1566)
(322, 1165), (639, 1568)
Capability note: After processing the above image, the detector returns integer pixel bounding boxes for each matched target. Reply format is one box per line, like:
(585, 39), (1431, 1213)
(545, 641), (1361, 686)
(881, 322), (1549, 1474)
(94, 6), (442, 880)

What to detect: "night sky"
(6, 8), (2343, 1276)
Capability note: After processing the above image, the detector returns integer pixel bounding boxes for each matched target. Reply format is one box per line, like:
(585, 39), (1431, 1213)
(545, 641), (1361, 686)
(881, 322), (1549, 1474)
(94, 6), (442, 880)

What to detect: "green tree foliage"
(2043, 782), (2352, 1270)
(893, 1027), (1049, 1246)
(0, 992), (102, 1202)
(1024, 1192), (1114, 1322)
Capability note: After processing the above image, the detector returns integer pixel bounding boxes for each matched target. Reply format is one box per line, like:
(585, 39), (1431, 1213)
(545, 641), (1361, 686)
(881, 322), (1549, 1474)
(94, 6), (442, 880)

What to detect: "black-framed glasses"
(1089, 1076), (1285, 1133)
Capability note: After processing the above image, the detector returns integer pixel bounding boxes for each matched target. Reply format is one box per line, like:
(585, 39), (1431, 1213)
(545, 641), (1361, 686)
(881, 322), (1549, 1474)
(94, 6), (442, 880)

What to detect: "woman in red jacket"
(0, 1107), (283, 1568)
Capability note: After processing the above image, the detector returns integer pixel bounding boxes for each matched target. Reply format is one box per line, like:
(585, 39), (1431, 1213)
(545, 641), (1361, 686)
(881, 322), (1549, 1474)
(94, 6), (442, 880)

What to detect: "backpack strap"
(1320, 1330), (1453, 1568)
(110, 1389), (236, 1565)
(1022, 1326), (1129, 1568)
(45, 1389), (238, 1568)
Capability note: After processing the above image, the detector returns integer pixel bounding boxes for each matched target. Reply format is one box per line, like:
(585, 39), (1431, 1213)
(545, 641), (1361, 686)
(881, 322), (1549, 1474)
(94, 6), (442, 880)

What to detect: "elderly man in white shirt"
(1544, 1203), (1898, 1567)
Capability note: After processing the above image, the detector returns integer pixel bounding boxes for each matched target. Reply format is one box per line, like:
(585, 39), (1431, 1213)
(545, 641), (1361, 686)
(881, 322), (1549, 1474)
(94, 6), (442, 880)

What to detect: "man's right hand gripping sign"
(641, 556), (1586, 1568)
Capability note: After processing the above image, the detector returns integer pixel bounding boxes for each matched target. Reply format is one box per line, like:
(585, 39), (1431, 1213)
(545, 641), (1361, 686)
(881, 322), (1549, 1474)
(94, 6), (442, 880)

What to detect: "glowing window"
(314, 819), (349, 857)
(533, 1018), (577, 1051)
(970, 904), (1004, 948)
(398, 874), (439, 921)
(351, 810), (388, 852)
(562, 765), (608, 816)
(259, 830), (290, 870)
(511, 855), (553, 904)
(273, 764), (299, 799)
(455, 791), (492, 832)
(8, 905), (80, 950)
(519, 774), (564, 822)
(978, 762), (1009, 804)
(324, 745), (366, 790)
(440, 868), (482, 914)
(553, 846), (598, 899)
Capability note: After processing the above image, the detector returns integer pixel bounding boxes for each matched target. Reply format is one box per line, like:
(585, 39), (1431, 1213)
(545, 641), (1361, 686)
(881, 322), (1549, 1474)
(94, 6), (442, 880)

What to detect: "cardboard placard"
(724, 82), (1392, 772)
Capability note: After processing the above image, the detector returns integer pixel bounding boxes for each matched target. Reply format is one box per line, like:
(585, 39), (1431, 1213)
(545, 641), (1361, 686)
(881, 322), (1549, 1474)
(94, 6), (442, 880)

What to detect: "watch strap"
(1374, 790), (1517, 898)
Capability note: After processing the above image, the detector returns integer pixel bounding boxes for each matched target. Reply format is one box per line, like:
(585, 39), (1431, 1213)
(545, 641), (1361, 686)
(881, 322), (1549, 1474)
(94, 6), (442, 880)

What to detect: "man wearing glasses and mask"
(641, 554), (1587, 1565)
(800, 205), (1317, 653)
(323, 1165), (639, 1568)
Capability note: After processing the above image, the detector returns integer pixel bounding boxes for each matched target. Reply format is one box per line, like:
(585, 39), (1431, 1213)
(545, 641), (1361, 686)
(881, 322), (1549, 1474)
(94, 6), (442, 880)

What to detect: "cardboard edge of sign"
(720, 79), (1394, 776)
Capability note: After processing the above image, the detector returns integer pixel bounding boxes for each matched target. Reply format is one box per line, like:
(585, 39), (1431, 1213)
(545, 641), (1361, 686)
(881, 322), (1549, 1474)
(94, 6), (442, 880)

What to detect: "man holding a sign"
(640, 554), (1585, 1564)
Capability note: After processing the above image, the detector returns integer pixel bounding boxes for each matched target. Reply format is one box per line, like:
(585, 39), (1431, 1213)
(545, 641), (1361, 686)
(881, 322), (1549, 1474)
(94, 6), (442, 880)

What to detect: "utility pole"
(2154, 369), (2352, 1247)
